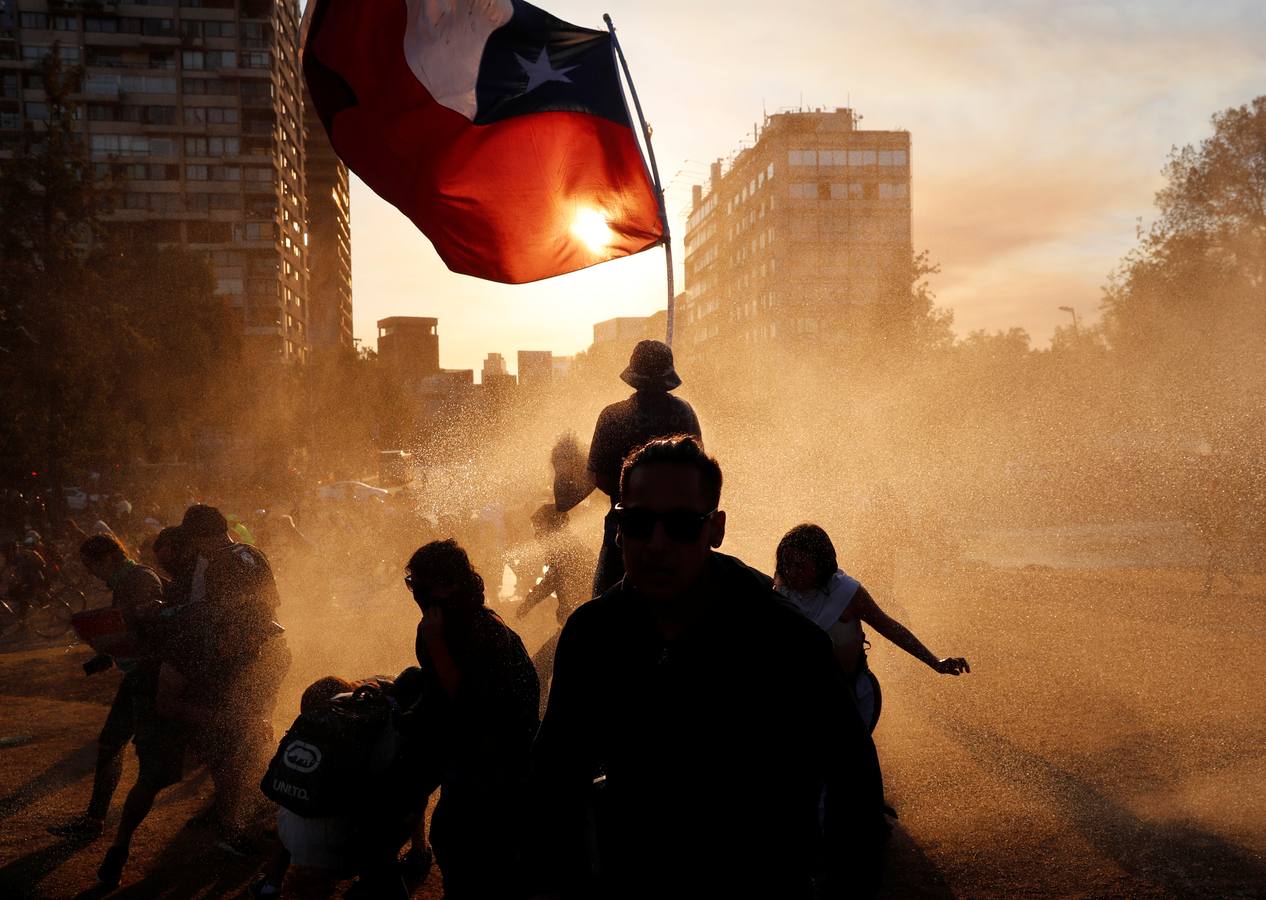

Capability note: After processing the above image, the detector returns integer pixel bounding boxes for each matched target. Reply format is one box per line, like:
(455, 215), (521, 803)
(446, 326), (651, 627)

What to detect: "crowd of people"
(6, 341), (970, 898)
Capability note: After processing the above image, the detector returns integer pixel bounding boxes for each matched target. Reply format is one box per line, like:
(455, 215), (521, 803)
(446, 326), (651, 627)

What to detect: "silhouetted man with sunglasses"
(529, 436), (888, 900)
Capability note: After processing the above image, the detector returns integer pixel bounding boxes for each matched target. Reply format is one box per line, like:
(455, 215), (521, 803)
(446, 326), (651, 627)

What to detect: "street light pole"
(1058, 305), (1080, 336)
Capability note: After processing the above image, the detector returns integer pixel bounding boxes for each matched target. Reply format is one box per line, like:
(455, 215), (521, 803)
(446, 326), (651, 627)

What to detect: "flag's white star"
(514, 46), (577, 94)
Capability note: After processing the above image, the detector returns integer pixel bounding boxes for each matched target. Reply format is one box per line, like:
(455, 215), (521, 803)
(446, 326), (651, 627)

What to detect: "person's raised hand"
(420, 605), (446, 648)
(933, 656), (970, 675)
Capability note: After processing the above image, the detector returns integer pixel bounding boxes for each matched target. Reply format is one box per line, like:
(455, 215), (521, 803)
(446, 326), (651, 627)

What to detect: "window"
(237, 221), (272, 241)
(85, 74), (119, 94)
(788, 149), (818, 166)
(188, 221), (233, 242)
(182, 51), (205, 70)
(877, 149), (908, 166)
(0, 74), (18, 99)
(242, 51), (270, 69)
(183, 78), (232, 96)
(20, 13), (49, 30)
(52, 16), (78, 31)
(877, 183), (908, 199)
(118, 163), (174, 180)
(822, 149), (847, 166)
(184, 106), (238, 124)
(240, 81), (271, 101)
(86, 17), (119, 33)
(211, 165), (241, 181)
(1, 111), (21, 129)
(789, 182), (818, 200)
(210, 192), (242, 210)
(186, 137), (208, 155)
(142, 18), (175, 37)
(186, 164), (209, 180)
(120, 75), (177, 93)
(848, 149), (877, 166)
(23, 45), (76, 63)
(149, 52), (176, 70)
(181, 20), (204, 38)
(86, 48), (124, 67)
(92, 134), (152, 156)
(206, 21), (236, 38)
(830, 182), (863, 200)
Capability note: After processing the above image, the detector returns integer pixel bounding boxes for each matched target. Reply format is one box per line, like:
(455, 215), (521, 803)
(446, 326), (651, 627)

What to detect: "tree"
(1101, 96), (1266, 415)
(0, 49), (246, 494)
(0, 51), (108, 489)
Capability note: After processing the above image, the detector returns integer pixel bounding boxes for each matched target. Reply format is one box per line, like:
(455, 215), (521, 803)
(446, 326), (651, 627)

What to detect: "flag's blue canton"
(473, 0), (632, 128)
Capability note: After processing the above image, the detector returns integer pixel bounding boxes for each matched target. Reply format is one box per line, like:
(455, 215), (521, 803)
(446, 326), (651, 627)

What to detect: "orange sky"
(348, 0), (1266, 374)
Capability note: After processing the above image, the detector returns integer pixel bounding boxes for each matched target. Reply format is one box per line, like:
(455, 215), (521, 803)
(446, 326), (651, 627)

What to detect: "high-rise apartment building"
(681, 108), (911, 356)
(304, 84), (351, 353)
(0, 0), (315, 360)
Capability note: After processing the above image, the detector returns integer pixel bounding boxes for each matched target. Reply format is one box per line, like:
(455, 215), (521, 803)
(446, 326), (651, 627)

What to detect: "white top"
(778, 569), (865, 651)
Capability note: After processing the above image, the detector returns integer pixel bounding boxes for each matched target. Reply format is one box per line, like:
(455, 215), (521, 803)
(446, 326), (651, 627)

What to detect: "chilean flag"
(303, 0), (665, 284)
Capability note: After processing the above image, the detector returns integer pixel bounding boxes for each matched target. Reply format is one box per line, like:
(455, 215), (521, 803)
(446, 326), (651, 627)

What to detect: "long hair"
(774, 523), (838, 589)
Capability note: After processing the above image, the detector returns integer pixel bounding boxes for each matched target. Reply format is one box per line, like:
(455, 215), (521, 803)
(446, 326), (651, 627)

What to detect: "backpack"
(260, 682), (398, 818)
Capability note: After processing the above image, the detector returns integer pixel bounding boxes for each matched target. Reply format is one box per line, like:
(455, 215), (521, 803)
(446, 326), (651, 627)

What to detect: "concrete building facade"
(304, 86), (351, 353)
(681, 107), (912, 356)
(377, 316), (439, 381)
(517, 350), (553, 388)
(0, 0), (316, 360)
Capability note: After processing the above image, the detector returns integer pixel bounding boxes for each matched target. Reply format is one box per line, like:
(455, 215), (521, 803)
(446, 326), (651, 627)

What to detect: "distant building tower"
(304, 86), (352, 353)
(377, 317), (440, 381)
(481, 352), (516, 391)
(517, 350), (553, 387)
(482, 352), (508, 379)
(681, 107), (912, 355)
(592, 316), (658, 347)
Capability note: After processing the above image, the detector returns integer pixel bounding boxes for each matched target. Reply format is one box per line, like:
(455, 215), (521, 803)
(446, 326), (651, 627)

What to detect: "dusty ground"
(1, 565), (1263, 898)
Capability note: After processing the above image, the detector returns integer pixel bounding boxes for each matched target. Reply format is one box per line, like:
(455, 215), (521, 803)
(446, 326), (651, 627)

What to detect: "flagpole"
(604, 13), (674, 347)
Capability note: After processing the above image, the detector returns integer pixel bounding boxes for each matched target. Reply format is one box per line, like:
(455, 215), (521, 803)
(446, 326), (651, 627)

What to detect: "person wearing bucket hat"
(554, 339), (702, 595)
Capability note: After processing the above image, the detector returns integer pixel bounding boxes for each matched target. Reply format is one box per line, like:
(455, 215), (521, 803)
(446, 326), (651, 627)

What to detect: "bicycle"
(0, 587), (75, 640)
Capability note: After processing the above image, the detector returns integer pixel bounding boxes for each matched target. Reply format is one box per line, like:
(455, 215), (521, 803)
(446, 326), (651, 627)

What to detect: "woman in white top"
(774, 523), (969, 731)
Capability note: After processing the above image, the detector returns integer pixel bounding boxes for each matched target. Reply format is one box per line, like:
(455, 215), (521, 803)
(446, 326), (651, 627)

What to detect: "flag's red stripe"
(308, 0), (663, 284)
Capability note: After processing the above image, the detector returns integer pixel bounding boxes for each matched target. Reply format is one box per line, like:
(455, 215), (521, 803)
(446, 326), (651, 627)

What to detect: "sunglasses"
(614, 504), (717, 543)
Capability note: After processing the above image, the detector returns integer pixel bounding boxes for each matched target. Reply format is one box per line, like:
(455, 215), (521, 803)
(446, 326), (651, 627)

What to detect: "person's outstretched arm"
(854, 586), (969, 675)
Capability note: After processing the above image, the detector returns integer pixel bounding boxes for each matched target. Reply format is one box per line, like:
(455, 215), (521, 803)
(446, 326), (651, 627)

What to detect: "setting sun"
(570, 207), (614, 255)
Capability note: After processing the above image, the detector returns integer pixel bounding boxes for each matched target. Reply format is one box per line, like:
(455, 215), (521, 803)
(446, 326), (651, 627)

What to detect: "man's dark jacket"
(530, 552), (887, 899)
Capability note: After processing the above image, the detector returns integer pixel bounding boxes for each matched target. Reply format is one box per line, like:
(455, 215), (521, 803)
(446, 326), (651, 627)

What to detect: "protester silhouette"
(553, 340), (702, 596)
(151, 505), (290, 856)
(400, 540), (539, 899)
(54, 535), (182, 889)
(775, 523), (969, 733)
(531, 436), (887, 899)
(514, 504), (595, 709)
